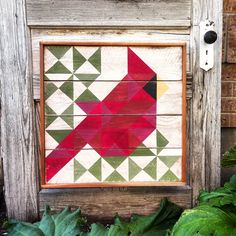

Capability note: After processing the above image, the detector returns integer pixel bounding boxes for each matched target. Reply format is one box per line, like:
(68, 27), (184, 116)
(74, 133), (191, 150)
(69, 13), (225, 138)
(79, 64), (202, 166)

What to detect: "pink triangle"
(128, 48), (156, 81)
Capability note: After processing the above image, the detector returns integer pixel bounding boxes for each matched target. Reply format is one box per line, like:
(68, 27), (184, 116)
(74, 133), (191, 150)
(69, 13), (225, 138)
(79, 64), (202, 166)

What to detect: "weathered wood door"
(0, 0), (222, 221)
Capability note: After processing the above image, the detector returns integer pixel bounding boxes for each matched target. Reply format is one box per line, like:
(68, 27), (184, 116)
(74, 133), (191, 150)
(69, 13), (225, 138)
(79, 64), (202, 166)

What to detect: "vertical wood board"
(0, 0), (39, 221)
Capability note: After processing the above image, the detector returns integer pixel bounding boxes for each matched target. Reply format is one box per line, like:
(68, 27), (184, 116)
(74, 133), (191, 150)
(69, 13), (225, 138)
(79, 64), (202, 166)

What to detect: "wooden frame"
(40, 41), (187, 188)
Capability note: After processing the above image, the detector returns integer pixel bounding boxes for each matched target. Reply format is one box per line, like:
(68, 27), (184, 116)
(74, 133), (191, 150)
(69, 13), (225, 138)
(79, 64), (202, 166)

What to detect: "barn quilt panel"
(41, 44), (186, 186)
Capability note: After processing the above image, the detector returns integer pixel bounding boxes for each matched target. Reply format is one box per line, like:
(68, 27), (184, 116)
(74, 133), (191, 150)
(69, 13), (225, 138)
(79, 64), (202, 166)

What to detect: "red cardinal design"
(46, 48), (157, 182)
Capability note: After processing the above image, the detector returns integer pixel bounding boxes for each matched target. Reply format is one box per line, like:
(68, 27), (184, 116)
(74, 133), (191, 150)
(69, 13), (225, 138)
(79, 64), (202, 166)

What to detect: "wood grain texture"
(0, 0), (39, 220)
(33, 73), (193, 100)
(39, 186), (192, 222)
(190, 0), (222, 204)
(26, 0), (191, 28)
(31, 28), (191, 80)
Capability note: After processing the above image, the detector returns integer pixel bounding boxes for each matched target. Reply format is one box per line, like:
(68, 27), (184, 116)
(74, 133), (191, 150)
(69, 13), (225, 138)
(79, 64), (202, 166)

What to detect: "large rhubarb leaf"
(6, 206), (86, 236)
(199, 175), (236, 208)
(171, 205), (236, 236)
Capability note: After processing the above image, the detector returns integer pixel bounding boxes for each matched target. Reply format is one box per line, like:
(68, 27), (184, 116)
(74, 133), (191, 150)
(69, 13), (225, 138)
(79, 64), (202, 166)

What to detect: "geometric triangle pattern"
(43, 45), (184, 185)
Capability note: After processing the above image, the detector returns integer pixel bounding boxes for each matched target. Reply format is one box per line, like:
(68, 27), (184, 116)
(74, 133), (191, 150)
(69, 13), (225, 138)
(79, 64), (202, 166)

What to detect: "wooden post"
(191, 0), (222, 204)
(0, 0), (39, 220)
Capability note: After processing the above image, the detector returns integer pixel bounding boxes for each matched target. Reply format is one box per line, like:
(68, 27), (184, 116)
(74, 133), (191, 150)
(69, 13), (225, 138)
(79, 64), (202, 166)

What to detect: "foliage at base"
(4, 199), (182, 236)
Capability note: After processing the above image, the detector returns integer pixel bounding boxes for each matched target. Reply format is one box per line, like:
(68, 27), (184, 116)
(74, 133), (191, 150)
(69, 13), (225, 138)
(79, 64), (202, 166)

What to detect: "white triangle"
(45, 74), (72, 81)
(73, 115), (86, 128)
(53, 81), (64, 88)
(46, 117), (71, 130)
(59, 47), (73, 72)
(73, 82), (87, 100)
(48, 159), (74, 184)
(170, 158), (182, 180)
(131, 170), (154, 182)
(44, 48), (58, 72)
(116, 158), (129, 181)
(156, 158), (169, 181)
(74, 46), (99, 60)
(73, 103), (87, 116)
(89, 81), (119, 100)
(75, 61), (99, 74)
(75, 171), (100, 183)
(74, 145), (100, 169)
(143, 130), (156, 148)
(45, 150), (53, 157)
(73, 75), (79, 80)
(129, 156), (155, 169)
(101, 159), (115, 181)
(45, 131), (59, 149)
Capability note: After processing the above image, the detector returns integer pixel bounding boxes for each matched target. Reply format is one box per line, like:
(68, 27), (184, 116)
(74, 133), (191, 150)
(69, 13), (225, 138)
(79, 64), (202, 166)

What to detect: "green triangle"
(158, 156), (181, 168)
(105, 170), (125, 182)
(74, 74), (100, 87)
(129, 159), (142, 180)
(60, 115), (73, 128)
(157, 130), (169, 148)
(89, 159), (101, 181)
(76, 89), (99, 102)
(82, 81), (94, 87)
(160, 170), (179, 181)
(156, 130), (169, 155)
(74, 74), (100, 81)
(88, 48), (101, 72)
(45, 116), (57, 128)
(45, 83), (58, 100)
(47, 46), (71, 59)
(67, 75), (73, 81)
(74, 159), (87, 181)
(130, 143), (155, 156)
(104, 157), (127, 169)
(143, 158), (156, 179)
(61, 104), (73, 115)
(44, 75), (50, 80)
(73, 48), (87, 72)
(46, 61), (71, 74)
(45, 104), (57, 115)
(60, 81), (73, 100)
(47, 130), (71, 143)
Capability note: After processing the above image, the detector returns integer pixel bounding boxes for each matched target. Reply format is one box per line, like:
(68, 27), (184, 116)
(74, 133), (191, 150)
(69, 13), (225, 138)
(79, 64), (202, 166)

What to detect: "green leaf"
(6, 206), (86, 236)
(199, 174), (236, 208)
(114, 198), (182, 236)
(171, 205), (236, 236)
(222, 144), (236, 167)
(8, 223), (44, 236)
(82, 199), (182, 236)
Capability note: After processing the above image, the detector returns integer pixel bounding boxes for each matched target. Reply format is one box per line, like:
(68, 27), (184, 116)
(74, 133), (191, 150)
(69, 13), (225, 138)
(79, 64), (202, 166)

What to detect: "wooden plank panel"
(33, 73), (193, 100)
(190, 0), (222, 204)
(26, 0), (191, 28)
(0, 0), (39, 220)
(44, 115), (182, 149)
(31, 28), (191, 79)
(44, 148), (182, 184)
(39, 186), (192, 222)
(44, 81), (183, 115)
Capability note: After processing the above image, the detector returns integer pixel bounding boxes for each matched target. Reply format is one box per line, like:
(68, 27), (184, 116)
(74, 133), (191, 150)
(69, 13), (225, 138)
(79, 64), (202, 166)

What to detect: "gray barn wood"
(190, 0), (222, 203)
(0, 0), (39, 221)
(26, 0), (191, 28)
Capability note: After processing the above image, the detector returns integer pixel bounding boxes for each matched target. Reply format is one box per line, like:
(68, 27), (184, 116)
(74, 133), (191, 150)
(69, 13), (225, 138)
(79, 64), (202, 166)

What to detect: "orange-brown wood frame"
(40, 42), (187, 188)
